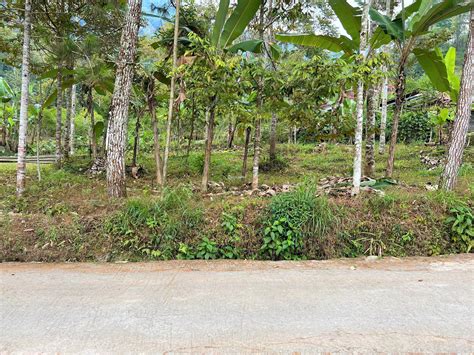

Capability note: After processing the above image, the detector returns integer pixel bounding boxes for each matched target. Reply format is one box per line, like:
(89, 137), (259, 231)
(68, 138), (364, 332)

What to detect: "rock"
(425, 182), (438, 191)
(365, 255), (379, 262)
(266, 189), (276, 197)
(260, 184), (270, 191)
(23, 228), (34, 233)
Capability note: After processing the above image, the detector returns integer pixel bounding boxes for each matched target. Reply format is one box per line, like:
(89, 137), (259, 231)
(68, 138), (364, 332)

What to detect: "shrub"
(260, 217), (303, 260)
(268, 183), (335, 238)
(446, 205), (473, 253)
(388, 111), (431, 143)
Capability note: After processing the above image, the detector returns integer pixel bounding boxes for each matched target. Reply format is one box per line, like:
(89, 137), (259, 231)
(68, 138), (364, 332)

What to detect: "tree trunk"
(69, 85), (76, 155)
(147, 78), (163, 186)
(385, 61), (407, 178)
(365, 84), (377, 177)
(201, 96), (218, 192)
(105, 0), (142, 198)
(379, 0), (391, 155)
(441, 9), (474, 191)
(352, 0), (371, 195)
(132, 109), (141, 167)
(269, 113), (277, 161)
(242, 126), (251, 180)
(252, 3), (266, 191)
(379, 75), (388, 154)
(64, 86), (72, 159)
(186, 95), (195, 156)
(162, 0), (180, 185)
(55, 64), (63, 164)
(15, 0), (31, 196)
(36, 109), (42, 181)
(88, 88), (97, 160)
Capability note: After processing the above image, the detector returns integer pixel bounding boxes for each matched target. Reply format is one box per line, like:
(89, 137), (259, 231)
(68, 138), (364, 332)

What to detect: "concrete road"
(1, 255), (473, 353)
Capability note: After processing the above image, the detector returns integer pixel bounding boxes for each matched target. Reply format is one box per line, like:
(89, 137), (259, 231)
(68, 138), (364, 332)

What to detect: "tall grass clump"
(260, 182), (337, 260)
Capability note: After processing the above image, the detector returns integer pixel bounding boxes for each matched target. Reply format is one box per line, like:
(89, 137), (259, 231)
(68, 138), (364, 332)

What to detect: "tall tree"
(378, 0), (391, 155)
(105, 0), (142, 198)
(69, 85), (77, 155)
(162, 0), (181, 185)
(352, 0), (371, 195)
(16, 0), (32, 196)
(441, 9), (473, 190)
(252, 3), (265, 190)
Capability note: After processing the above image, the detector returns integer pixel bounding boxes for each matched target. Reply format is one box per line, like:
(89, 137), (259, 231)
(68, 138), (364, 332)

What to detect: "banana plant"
(274, 0), (391, 58)
(368, 0), (473, 177)
(212, 0), (262, 51)
(414, 47), (460, 102)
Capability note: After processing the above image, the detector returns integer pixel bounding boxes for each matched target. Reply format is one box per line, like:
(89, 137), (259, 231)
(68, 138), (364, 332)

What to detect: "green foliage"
(396, 111), (431, 143)
(105, 187), (204, 259)
(446, 206), (474, 253)
(268, 183), (335, 238)
(260, 217), (303, 260)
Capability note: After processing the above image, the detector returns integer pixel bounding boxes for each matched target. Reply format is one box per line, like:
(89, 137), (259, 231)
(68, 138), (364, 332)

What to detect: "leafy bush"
(391, 111), (431, 143)
(260, 217), (302, 260)
(268, 183), (335, 238)
(446, 206), (473, 253)
(104, 187), (204, 259)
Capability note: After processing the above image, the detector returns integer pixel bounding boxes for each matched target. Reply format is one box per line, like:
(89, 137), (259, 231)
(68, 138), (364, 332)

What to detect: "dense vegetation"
(0, 0), (473, 261)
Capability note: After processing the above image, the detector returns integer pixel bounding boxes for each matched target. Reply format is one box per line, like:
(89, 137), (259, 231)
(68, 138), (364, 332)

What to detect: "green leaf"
(0, 77), (14, 102)
(227, 39), (264, 54)
(410, 0), (473, 36)
(275, 33), (355, 54)
(219, 0), (262, 49)
(328, 0), (361, 44)
(413, 47), (451, 93)
(211, 0), (230, 46)
(269, 43), (281, 60)
(370, 27), (392, 49)
(444, 47), (460, 102)
(369, 8), (404, 40)
(42, 89), (58, 109)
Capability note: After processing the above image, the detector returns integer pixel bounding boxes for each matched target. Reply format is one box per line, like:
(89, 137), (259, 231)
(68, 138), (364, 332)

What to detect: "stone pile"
(204, 181), (295, 197)
(317, 176), (385, 196)
(87, 157), (106, 176)
(419, 150), (445, 170)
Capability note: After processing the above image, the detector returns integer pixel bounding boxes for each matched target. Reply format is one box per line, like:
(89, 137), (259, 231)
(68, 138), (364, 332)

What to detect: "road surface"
(1, 255), (473, 353)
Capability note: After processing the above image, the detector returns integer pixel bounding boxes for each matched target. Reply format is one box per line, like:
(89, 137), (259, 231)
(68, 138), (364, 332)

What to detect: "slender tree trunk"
(269, 113), (277, 161)
(379, 75), (388, 154)
(64, 86), (72, 159)
(252, 3), (266, 190)
(55, 64), (63, 164)
(36, 110), (42, 181)
(242, 126), (251, 180)
(88, 88), (97, 160)
(15, 0), (31, 196)
(352, 0), (371, 195)
(132, 109), (141, 167)
(105, 0), (142, 198)
(146, 79), (163, 186)
(365, 84), (377, 177)
(441, 9), (474, 191)
(69, 85), (76, 155)
(201, 96), (218, 192)
(385, 60), (407, 177)
(227, 120), (233, 148)
(186, 95), (195, 156)
(162, 0), (180, 184)
(379, 0), (391, 155)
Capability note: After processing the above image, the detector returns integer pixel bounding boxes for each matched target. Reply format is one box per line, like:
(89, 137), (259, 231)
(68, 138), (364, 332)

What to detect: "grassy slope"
(0, 143), (473, 261)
